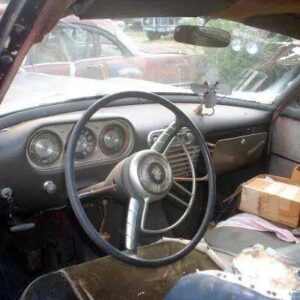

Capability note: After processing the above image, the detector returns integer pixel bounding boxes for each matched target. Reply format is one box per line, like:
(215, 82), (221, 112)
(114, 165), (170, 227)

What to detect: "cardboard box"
(292, 165), (300, 183)
(239, 166), (300, 228)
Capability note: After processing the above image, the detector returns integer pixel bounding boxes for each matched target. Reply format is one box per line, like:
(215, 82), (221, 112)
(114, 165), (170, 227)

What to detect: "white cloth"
(216, 213), (298, 243)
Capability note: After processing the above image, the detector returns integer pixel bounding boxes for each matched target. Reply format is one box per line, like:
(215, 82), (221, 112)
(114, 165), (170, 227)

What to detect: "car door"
(26, 26), (72, 76)
(61, 23), (147, 81)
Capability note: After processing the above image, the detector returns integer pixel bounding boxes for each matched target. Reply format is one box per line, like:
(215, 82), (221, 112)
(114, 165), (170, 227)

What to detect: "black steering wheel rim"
(65, 91), (216, 267)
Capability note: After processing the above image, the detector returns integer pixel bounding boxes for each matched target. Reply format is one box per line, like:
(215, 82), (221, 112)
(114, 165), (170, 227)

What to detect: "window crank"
(1, 187), (13, 200)
(1, 187), (35, 231)
(1, 187), (14, 223)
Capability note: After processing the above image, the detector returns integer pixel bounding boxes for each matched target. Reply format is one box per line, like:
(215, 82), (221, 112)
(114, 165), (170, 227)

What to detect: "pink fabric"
(216, 213), (298, 243)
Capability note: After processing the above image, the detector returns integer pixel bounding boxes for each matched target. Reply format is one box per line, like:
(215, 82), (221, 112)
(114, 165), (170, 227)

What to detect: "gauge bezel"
(27, 130), (63, 167)
(99, 123), (129, 157)
(70, 127), (96, 161)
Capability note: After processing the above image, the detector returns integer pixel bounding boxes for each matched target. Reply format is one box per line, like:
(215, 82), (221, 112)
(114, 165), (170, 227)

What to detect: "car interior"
(0, 1), (300, 299)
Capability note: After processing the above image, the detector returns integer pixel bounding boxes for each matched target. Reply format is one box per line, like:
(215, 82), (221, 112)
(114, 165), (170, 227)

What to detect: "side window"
(31, 29), (69, 64)
(61, 26), (95, 61)
(31, 23), (123, 64)
(94, 33), (123, 57)
(56, 25), (123, 60)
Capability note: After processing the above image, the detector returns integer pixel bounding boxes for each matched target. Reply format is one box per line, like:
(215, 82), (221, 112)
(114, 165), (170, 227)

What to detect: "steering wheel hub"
(129, 150), (172, 199)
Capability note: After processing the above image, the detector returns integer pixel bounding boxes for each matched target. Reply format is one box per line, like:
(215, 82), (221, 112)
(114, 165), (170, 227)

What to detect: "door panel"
(142, 54), (204, 85)
(270, 102), (300, 177)
(74, 56), (147, 80)
(32, 63), (71, 76)
(269, 153), (297, 178)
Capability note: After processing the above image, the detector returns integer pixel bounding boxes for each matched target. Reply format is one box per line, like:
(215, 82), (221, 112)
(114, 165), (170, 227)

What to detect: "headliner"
(70, 0), (300, 40)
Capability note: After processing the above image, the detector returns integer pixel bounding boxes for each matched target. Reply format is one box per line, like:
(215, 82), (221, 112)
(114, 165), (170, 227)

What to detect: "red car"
(21, 16), (203, 86)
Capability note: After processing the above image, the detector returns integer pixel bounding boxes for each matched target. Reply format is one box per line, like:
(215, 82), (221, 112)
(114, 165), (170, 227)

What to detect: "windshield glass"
(1, 11), (300, 115)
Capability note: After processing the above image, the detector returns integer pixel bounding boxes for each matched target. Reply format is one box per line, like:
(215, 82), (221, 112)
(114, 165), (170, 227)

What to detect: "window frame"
(68, 22), (134, 58)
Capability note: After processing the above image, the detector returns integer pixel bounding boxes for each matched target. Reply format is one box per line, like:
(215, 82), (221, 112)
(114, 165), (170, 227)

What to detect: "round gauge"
(99, 124), (127, 156)
(74, 127), (96, 160)
(28, 131), (63, 166)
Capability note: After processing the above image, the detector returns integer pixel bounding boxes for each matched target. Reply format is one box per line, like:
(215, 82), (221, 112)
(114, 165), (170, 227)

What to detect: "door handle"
(87, 64), (104, 69)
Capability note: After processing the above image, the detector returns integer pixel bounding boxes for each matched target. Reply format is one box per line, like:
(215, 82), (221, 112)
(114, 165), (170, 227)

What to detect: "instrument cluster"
(26, 119), (134, 170)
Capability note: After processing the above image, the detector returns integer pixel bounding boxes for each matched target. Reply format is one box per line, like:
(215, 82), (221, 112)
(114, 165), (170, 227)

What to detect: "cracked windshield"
(2, 13), (300, 114)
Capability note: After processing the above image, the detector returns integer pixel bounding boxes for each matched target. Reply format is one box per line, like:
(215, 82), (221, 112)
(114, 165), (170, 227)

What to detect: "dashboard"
(0, 101), (272, 213)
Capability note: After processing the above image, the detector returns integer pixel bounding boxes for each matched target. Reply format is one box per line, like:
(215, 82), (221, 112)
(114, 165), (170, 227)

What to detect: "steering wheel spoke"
(78, 181), (116, 201)
(172, 180), (192, 196)
(166, 192), (189, 207)
(77, 160), (124, 201)
(125, 197), (146, 252)
(151, 120), (182, 154)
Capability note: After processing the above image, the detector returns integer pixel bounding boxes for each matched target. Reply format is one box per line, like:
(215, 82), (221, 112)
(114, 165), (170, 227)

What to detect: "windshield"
(1, 10), (300, 115)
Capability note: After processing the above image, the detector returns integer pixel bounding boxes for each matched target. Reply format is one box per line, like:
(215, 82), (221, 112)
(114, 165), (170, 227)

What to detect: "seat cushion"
(205, 226), (290, 255)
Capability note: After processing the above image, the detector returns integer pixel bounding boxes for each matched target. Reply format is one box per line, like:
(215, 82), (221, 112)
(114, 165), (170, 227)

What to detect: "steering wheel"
(65, 91), (216, 267)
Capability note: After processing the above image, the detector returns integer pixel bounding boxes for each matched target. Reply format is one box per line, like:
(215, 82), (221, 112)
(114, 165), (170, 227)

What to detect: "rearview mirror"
(174, 25), (231, 47)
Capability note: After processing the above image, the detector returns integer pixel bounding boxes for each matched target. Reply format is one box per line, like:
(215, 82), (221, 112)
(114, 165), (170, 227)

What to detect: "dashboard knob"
(241, 138), (246, 145)
(185, 131), (195, 143)
(43, 181), (57, 194)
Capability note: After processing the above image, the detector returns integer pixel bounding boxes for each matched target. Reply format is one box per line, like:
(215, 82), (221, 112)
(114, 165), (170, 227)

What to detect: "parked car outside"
(142, 17), (181, 40)
(20, 15), (203, 87)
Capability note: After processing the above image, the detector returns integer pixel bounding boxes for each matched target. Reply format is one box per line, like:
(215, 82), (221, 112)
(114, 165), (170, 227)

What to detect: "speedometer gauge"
(28, 131), (62, 166)
(74, 127), (96, 160)
(99, 124), (127, 156)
